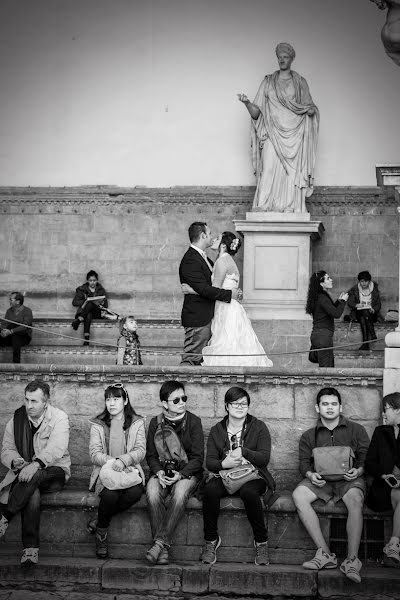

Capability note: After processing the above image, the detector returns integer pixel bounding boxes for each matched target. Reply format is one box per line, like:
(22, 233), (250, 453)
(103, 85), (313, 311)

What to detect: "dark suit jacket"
(179, 247), (232, 327)
(365, 425), (400, 511)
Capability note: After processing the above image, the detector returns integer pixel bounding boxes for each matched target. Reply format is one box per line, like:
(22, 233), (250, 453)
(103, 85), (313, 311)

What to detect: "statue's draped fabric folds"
(251, 71), (319, 213)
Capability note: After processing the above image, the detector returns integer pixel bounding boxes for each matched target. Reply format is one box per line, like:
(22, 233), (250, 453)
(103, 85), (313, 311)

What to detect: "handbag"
(219, 463), (260, 494)
(99, 460), (142, 490)
(312, 428), (354, 481)
(308, 345), (319, 363)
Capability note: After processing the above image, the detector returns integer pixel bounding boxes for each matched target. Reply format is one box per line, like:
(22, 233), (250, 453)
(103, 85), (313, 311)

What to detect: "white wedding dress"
(202, 255), (273, 367)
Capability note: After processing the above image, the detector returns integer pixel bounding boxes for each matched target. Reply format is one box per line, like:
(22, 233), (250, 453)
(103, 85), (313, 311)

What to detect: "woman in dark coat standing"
(365, 392), (400, 566)
(305, 270), (348, 367)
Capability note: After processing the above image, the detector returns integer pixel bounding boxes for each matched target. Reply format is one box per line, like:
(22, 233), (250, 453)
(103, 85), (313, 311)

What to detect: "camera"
(163, 459), (178, 478)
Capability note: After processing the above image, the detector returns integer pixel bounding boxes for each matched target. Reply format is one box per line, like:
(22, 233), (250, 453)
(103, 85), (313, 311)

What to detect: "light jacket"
(88, 415), (146, 494)
(0, 404), (71, 503)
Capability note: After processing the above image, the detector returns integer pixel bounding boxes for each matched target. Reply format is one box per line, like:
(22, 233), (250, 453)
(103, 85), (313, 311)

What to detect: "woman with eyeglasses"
(87, 384), (146, 558)
(306, 271), (348, 367)
(365, 393), (400, 566)
(200, 386), (275, 567)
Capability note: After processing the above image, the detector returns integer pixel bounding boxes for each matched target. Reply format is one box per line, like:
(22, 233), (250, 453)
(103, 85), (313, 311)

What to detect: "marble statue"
(238, 43), (319, 213)
(371, 0), (400, 67)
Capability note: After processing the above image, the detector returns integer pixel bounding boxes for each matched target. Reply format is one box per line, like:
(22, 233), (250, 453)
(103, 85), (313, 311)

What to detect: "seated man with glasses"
(0, 292), (33, 363)
(145, 380), (204, 564)
(200, 386), (275, 566)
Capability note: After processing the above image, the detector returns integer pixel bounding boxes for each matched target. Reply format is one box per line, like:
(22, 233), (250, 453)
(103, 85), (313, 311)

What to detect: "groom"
(179, 222), (241, 365)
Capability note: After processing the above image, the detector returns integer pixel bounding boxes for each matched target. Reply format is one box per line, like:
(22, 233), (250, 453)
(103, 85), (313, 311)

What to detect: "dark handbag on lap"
(312, 428), (354, 481)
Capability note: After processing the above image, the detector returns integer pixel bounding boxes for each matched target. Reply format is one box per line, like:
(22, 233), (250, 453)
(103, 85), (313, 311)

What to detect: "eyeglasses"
(106, 383), (128, 395)
(170, 395), (187, 405)
(229, 402), (249, 409)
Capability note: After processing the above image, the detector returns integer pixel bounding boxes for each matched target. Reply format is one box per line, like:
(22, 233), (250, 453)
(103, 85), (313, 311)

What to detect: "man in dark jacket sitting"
(0, 292), (33, 363)
(145, 380), (204, 565)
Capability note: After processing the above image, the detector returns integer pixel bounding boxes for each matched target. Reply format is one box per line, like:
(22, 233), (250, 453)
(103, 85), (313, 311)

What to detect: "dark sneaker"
(302, 548), (337, 570)
(86, 516), (97, 535)
(71, 319), (80, 331)
(340, 556), (362, 583)
(21, 547), (39, 565)
(0, 515), (9, 539)
(200, 536), (221, 565)
(146, 539), (165, 564)
(254, 540), (269, 566)
(157, 546), (169, 565)
(95, 527), (108, 559)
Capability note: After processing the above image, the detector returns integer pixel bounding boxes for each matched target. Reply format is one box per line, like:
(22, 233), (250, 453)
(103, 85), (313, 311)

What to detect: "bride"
(184, 231), (273, 367)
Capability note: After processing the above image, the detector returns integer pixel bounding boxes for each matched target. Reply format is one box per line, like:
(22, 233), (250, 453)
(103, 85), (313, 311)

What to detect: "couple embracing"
(179, 222), (272, 367)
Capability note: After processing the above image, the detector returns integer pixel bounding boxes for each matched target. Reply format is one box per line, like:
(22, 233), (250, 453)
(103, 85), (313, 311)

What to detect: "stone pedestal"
(234, 212), (324, 320)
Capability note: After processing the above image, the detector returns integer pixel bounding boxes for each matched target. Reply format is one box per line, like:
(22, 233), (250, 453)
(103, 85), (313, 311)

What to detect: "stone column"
(234, 212), (324, 320)
(379, 165), (400, 394)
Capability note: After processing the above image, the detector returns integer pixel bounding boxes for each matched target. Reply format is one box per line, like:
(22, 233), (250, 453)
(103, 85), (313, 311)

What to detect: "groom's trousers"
(180, 323), (212, 365)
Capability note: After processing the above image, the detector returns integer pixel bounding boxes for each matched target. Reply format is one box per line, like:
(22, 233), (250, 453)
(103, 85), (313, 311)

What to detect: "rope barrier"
(0, 317), (389, 358)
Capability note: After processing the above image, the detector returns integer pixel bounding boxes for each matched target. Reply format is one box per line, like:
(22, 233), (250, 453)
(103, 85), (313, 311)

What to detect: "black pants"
(181, 322), (212, 365)
(76, 302), (103, 335)
(3, 466), (66, 548)
(97, 483), (144, 528)
(311, 329), (334, 367)
(356, 310), (377, 341)
(0, 332), (31, 363)
(202, 476), (268, 543)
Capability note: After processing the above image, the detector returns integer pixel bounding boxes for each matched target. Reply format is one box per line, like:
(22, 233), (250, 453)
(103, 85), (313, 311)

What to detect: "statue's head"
(275, 42), (296, 70)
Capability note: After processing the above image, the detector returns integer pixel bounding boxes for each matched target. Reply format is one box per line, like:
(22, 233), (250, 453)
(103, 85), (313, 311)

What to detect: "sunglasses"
(170, 395), (188, 405)
(230, 433), (240, 451)
(107, 383), (128, 394)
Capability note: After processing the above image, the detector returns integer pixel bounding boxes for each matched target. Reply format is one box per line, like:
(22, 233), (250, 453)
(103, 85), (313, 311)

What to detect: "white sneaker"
(340, 556), (362, 583)
(0, 515), (8, 538)
(21, 548), (39, 565)
(302, 547), (337, 570)
(383, 541), (400, 565)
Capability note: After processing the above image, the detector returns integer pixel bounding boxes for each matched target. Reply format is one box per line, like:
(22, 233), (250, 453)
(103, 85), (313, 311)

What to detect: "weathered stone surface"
(181, 563), (210, 594)
(317, 566), (400, 597)
(101, 560), (182, 591)
(0, 557), (102, 584)
(209, 563), (317, 596)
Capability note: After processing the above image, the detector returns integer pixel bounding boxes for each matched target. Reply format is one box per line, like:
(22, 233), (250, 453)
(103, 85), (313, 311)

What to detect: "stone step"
(334, 321), (395, 351)
(0, 556), (398, 599)
(335, 350), (384, 368)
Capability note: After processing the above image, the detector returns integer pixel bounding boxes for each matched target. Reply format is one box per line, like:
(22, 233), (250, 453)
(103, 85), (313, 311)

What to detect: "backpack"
(154, 414), (188, 469)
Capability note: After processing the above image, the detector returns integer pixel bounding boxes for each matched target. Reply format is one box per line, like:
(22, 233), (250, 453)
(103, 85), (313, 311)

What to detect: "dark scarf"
(13, 405), (34, 461)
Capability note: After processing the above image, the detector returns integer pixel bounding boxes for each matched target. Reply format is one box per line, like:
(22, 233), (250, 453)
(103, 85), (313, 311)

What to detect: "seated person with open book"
(347, 271), (382, 351)
(71, 270), (108, 345)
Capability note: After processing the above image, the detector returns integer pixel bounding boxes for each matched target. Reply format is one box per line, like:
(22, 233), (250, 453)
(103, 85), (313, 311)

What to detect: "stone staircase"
(0, 318), (394, 368)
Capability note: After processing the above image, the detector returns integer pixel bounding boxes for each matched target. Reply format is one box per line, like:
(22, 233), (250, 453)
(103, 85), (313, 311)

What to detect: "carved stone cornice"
(0, 186), (395, 216)
(0, 365), (383, 387)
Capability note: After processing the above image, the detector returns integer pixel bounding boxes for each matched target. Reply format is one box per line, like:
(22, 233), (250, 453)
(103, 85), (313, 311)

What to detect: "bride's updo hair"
(221, 231), (241, 256)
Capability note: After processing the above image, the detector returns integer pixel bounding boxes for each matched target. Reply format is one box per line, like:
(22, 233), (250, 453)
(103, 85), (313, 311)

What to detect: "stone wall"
(0, 365), (383, 490)
(0, 186), (397, 319)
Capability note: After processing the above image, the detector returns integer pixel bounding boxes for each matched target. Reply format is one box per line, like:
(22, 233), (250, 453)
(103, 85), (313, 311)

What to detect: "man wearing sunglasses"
(145, 380), (204, 565)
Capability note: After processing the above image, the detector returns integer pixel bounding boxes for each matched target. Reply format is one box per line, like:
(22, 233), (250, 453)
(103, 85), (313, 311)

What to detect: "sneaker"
(71, 319), (80, 331)
(0, 515), (9, 539)
(21, 548), (39, 565)
(157, 546), (169, 565)
(200, 536), (221, 565)
(146, 539), (165, 564)
(95, 527), (108, 559)
(86, 515), (97, 535)
(340, 556), (362, 583)
(254, 540), (269, 566)
(302, 548), (337, 570)
(383, 541), (400, 566)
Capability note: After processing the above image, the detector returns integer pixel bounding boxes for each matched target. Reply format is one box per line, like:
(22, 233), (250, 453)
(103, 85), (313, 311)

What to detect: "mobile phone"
(386, 475), (399, 487)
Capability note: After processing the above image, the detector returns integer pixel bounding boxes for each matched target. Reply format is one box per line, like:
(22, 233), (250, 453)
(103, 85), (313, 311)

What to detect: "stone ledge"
(0, 558), (398, 598)
(0, 364), (383, 386)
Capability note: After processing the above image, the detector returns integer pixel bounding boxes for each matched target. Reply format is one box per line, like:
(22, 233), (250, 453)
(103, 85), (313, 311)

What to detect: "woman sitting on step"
(71, 270), (108, 346)
(347, 271), (382, 352)
(365, 392), (400, 567)
(199, 386), (275, 567)
(87, 384), (146, 559)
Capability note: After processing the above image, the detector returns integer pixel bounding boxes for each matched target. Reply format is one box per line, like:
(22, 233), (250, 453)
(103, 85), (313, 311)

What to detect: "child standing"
(117, 316), (142, 365)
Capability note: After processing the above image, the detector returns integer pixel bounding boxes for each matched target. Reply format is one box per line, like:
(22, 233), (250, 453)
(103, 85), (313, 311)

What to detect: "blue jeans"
(146, 475), (198, 546)
(3, 466), (66, 548)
